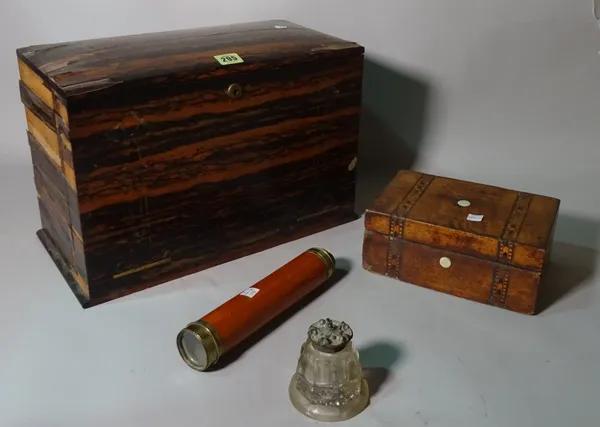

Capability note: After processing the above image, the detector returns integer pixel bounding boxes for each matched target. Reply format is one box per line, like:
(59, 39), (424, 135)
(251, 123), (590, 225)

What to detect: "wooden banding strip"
(60, 132), (72, 151)
(25, 108), (61, 167)
(63, 162), (76, 190)
(18, 59), (54, 108)
(72, 270), (90, 299)
(113, 258), (172, 279)
(55, 98), (69, 128)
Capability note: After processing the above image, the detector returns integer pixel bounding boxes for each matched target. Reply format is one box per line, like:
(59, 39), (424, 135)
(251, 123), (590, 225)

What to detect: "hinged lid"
(16, 19), (364, 99)
(364, 170), (560, 271)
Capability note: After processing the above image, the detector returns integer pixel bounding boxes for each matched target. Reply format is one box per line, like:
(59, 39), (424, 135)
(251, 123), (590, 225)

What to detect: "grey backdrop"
(1, 2), (599, 426)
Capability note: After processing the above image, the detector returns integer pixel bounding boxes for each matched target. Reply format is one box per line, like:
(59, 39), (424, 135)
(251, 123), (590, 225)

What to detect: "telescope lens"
(177, 328), (208, 370)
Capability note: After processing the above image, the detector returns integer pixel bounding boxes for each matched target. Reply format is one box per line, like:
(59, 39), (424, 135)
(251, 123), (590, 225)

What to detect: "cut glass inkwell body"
(289, 318), (369, 422)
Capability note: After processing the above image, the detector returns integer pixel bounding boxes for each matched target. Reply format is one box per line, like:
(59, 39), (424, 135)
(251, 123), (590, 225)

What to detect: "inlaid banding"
(498, 192), (532, 263)
(488, 266), (510, 307)
(385, 173), (434, 276)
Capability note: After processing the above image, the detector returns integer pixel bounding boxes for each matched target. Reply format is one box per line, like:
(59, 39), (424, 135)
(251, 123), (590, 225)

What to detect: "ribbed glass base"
(288, 374), (369, 422)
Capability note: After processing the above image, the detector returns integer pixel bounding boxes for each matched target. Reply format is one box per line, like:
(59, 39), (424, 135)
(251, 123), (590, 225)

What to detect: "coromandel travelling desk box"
(16, 20), (364, 307)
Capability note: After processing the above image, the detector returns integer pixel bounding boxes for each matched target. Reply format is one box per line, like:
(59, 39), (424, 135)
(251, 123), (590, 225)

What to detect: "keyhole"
(227, 83), (243, 99)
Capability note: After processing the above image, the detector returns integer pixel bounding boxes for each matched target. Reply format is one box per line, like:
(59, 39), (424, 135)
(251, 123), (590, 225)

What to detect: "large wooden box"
(17, 20), (364, 307)
(362, 170), (560, 314)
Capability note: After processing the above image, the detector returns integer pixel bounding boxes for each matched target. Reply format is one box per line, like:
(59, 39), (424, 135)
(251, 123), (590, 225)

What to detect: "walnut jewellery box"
(16, 20), (365, 307)
(362, 170), (560, 315)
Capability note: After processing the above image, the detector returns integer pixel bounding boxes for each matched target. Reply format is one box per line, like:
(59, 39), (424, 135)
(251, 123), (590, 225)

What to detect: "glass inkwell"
(288, 318), (369, 422)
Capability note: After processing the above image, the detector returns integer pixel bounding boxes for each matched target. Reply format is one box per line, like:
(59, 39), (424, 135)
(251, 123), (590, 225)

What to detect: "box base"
(37, 210), (359, 308)
(36, 228), (92, 308)
(362, 230), (540, 315)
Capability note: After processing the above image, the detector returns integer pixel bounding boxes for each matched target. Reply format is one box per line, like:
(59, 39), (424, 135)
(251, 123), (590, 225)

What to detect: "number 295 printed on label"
(214, 53), (244, 66)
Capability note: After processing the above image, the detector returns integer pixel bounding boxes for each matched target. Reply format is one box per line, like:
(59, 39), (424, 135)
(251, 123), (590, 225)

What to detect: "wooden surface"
(202, 250), (331, 353)
(364, 170), (560, 270)
(363, 231), (540, 314)
(17, 20), (364, 307)
(16, 20), (363, 99)
(362, 170), (560, 314)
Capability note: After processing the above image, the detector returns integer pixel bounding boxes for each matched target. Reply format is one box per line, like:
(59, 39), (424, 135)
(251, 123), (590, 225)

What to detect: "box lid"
(364, 170), (560, 272)
(16, 19), (363, 99)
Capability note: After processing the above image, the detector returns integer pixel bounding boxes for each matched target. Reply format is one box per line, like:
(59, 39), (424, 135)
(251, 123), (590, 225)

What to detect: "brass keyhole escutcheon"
(227, 83), (243, 99)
